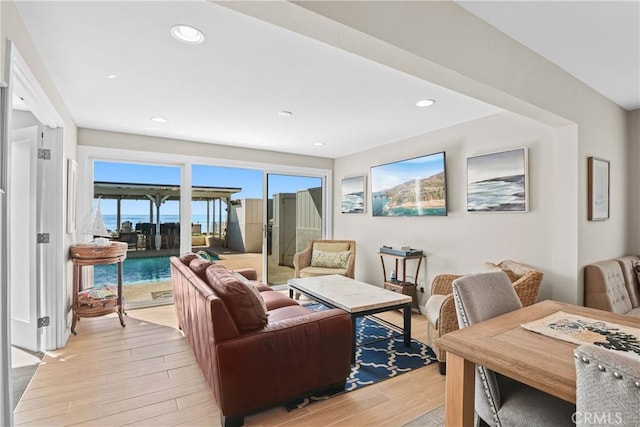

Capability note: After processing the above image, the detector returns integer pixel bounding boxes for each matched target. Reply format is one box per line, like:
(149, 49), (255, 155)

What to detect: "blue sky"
(95, 161), (321, 215)
(371, 152), (445, 192)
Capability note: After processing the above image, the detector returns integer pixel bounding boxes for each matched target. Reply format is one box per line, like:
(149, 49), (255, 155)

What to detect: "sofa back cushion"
(205, 264), (268, 331)
(615, 256), (640, 308)
(585, 260), (633, 314)
(179, 252), (198, 265)
(189, 257), (213, 280)
(313, 242), (350, 253)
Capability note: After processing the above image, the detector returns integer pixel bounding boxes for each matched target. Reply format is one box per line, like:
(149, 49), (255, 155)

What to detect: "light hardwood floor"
(14, 304), (445, 426)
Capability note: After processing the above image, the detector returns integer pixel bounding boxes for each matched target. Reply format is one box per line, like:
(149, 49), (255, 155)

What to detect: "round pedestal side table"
(69, 242), (127, 334)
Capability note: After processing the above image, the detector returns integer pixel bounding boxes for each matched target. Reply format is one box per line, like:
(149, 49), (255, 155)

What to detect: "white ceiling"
(13, 1), (638, 161)
(457, 0), (640, 111)
(13, 1), (501, 159)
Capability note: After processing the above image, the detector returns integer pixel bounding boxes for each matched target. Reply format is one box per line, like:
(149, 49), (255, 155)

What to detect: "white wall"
(79, 128), (333, 171)
(228, 198), (263, 253)
(628, 110), (640, 255)
(335, 111), (566, 307)
(229, 0), (632, 304)
(1, 1), (78, 422)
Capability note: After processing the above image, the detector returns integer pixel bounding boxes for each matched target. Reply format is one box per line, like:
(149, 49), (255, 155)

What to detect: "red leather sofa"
(170, 254), (352, 427)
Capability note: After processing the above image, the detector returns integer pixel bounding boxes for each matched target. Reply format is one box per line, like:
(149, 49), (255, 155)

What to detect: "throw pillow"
(189, 257), (213, 280)
(206, 265), (268, 331)
(485, 262), (520, 283)
(230, 272), (269, 314)
(311, 249), (351, 269)
(633, 260), (640, 285)
(179, 252), (198, 266)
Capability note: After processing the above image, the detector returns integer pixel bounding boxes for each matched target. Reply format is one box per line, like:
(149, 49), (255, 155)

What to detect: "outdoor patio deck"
(121, 246), (294, 305)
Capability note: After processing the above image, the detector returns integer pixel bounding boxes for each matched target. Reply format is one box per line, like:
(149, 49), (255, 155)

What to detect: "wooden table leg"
(445, 352), (475, 427)
(71, 264), (79, 334)
(403, 304), (411, 347)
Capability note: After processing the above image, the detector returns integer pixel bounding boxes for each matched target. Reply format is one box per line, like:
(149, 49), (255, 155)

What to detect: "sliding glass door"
(265, 174), (324, 286)
(93, 161), (180, 307)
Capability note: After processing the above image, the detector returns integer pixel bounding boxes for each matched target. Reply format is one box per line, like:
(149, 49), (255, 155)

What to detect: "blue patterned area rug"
(285, 303), (436, 410)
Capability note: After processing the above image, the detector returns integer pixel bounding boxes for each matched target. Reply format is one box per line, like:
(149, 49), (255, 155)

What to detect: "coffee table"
(288, 274), (413, 363)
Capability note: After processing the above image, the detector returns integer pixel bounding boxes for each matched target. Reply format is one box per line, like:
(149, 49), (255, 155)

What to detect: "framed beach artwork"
(588, 156), (609, 221)
(371, 151), (447, 217)
(341, 175), (366, 214)
(467, 148), (528, 212)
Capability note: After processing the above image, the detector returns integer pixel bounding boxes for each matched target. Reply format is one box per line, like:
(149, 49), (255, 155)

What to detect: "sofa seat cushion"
(627, 307), (640, 317)
(253, 281), (272, 292)
(299, 266), (348, 278)
(266, 305), (314, 323)
(206, 264), (268, 331)
(261, 290), (299, 311)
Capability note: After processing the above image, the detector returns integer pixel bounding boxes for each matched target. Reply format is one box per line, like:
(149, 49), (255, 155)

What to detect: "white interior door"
(10, 126), (40, 352)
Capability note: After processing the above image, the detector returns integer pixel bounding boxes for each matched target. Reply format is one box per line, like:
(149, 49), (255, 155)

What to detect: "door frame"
(78, 146), (332, 284)
(1, 40), (65, 423)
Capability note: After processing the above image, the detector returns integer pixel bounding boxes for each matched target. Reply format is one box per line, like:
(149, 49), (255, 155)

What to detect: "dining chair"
(452, 271), (575, 427)
(574, 344), (640, 427)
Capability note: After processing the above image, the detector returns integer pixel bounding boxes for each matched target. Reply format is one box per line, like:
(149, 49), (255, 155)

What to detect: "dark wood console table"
(379, 252), (425, 313)
(70, 242), (127, 334)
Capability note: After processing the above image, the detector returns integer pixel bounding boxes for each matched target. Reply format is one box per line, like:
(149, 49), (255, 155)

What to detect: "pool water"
(94, 254), (218, 286)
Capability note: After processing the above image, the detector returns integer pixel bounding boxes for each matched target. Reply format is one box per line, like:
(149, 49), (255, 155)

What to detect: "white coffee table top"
(288, 274), (411, 313)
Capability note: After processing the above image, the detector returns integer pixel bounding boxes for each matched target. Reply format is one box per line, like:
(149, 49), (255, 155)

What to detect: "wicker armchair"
(427, 260), (543, 375)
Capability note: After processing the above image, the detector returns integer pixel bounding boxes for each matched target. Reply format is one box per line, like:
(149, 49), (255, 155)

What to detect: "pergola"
(94, 181), (242, 248)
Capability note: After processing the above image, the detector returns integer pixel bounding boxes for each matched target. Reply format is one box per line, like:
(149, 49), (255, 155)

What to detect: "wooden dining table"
(435, 300), (640, 427)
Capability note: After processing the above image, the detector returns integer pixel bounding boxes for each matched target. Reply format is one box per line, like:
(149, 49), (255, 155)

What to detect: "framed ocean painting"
(371, 152), (447, 217)
(341, 175), (366, 214)
(467, 148), (528, 212)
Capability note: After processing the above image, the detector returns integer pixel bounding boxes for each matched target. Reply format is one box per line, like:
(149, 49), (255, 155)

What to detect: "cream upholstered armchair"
(293, 240), (356, 279)
(426, 260), (543, 374)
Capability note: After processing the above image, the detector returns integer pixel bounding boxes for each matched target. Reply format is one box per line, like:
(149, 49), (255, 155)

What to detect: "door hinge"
(37, 148), (51, 160)
(37, 233), (50, 244)
(37, 316), (50, 328)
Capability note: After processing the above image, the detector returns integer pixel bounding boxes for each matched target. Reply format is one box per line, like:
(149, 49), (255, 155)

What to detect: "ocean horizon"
(102, 214), (224, 234)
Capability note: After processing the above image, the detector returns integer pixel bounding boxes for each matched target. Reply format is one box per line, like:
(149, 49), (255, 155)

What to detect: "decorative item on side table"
(378, 246), (425, 313)
(69, 241), (127, 334)
(70, 199), (126, 334)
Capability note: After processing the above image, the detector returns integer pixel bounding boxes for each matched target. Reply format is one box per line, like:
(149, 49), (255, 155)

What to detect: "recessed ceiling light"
(107, 74), (117, 79)
(416, 99), (436, 107)
(313, 142), (325, 146)
(151, 117), (168, 123)
(278, 110), (293, 117)
(170, 24), (204, 44)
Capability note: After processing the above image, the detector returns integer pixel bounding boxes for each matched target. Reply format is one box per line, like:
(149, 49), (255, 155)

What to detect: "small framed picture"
(341, 175), (366, 214)
(588, 156), (609, 221)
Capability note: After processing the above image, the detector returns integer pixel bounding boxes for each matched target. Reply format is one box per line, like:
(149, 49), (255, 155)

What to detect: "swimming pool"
(94, 253), (218, 286)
